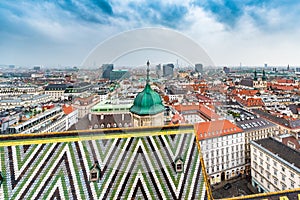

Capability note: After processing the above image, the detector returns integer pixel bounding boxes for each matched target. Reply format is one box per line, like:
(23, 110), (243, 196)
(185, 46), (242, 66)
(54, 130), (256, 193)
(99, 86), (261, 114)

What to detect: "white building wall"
(251, 143), (300, 193)
(200, 132), (245, 184)
(66, 109), (79, 130)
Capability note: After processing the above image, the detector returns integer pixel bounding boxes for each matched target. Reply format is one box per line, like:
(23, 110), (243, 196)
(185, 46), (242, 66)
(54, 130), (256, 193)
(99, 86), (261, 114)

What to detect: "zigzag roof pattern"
(0, 125), (209, 199)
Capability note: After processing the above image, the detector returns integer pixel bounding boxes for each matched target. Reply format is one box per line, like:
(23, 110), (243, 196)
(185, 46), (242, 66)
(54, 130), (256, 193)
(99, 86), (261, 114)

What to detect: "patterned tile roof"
(0, 125), (207, 199)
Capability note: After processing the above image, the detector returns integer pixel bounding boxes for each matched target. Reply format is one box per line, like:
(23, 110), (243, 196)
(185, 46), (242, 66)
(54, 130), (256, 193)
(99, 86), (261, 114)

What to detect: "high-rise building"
(156, 64), (162, 78)
(102, 64), (114, 79)
(296, 67), (300, 75)
(223, 66), (230, 74)
(163, 63), (174, 77)
(195, 64), (203, 73)
(109, 70), (130, 80)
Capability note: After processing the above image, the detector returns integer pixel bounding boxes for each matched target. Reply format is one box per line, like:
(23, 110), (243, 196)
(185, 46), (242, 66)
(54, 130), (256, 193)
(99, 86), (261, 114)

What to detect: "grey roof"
(253, 109), (300, 129)
(0, 99), (22, 103)
(254, 137), (300, 170)
(236, 117), (276, 131)
(45, 84), (67, 91)
(240, 78), (253, 87)
(289, 104), (300, 115)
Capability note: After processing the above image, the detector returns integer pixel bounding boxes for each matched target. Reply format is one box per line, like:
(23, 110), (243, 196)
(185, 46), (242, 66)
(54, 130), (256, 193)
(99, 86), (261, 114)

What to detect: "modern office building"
(109, 70), (130, 80)
(7, 105), (78, 134)
(101, 64), (114, 79)
(163, 63), (174, 77)
(195, 64), (203, 73)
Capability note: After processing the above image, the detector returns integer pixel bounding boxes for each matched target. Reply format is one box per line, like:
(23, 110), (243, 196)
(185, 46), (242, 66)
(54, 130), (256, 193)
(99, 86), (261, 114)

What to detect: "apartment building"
(196, 120), (245, 184)
(251, 137), (300, 193)
(236, 116), (277, 174)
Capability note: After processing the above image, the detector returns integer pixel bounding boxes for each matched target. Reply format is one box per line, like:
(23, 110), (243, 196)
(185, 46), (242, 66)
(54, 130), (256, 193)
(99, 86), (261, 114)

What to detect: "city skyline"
(1, 1), (300, 67)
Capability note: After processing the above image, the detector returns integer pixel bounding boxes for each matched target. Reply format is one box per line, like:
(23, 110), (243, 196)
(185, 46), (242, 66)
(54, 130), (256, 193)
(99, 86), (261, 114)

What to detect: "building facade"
(236, 117), (277, 174)
(196, 120), (246, 184)
(163, 63), (174, 77)
(251, 138), (300, 193)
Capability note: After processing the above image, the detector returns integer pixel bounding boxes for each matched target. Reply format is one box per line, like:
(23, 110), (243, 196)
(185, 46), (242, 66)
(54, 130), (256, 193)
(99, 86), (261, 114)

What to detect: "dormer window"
(175, 158), (184, 173)
(89, 162), (101, 182)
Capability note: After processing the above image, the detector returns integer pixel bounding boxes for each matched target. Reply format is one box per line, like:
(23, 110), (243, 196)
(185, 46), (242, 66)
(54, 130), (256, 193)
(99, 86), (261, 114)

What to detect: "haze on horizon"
(1, 0), (300, 67)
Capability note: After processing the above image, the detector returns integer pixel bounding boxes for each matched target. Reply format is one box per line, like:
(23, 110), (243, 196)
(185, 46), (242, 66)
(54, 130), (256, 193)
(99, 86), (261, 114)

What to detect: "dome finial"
(146, 60), (150, 84)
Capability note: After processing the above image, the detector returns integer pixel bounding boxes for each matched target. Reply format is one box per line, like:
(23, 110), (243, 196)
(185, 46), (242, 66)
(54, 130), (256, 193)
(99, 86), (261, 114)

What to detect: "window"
(91, 172), (98, 179)
(291, 181), (295, 188)
(291, 172), (295, 178)
(282, 174), (286, 181)
(273, 177), (278, 185)
(89, 162), (101, 182)
(175, 158), (184, 173)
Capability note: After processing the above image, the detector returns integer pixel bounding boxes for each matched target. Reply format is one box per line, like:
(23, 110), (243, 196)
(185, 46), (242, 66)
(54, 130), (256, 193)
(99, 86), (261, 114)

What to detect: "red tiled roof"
(173, 104), (200, 112)
(234, 96), (264, 107)
(195, 120), (243, 140)
(277, 79), (294, 84)
(199, 105), (220, 119)
(232, 89), (258, 96)
(173, 104), (220, 120)
(272, 85), (294, 91)
(170, 113), (185, 125)
(62, 104), (76, 115)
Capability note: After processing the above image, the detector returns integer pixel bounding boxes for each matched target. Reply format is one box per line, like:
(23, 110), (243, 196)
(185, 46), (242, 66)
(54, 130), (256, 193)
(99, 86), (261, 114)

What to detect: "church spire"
(262, 70), (267, 81)
(146, 60), (150, 84)
(254, 69), (258, 81)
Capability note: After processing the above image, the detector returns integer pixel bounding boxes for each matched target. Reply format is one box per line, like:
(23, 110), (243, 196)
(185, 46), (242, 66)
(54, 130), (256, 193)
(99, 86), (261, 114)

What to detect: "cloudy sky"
(1, 0), (300, 67)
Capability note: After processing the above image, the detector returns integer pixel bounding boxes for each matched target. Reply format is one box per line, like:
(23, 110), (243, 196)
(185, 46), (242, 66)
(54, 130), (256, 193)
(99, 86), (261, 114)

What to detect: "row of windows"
(253, 170), (293, 191)
(203, 144), (244, 154)
(206, 158), (244, 169)
(202, 141), (244, 150)
(91, 107), (129, 112)
(198, 127), (238, 137)
(252, 150), (298, 189)
(201, 133), (243, 144)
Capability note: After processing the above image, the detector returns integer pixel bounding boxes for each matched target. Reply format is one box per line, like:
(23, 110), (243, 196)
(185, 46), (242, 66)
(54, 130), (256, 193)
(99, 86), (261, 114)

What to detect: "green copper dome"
(130, 83), (165, 116)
